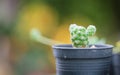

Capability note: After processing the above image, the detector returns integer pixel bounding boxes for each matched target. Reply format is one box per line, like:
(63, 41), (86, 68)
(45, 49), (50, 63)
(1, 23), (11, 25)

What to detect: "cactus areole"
(69, 24), (96, 48)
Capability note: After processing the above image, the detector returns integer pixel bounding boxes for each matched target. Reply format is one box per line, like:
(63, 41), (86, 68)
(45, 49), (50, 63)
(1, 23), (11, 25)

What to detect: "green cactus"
(69, 24), (96, 48)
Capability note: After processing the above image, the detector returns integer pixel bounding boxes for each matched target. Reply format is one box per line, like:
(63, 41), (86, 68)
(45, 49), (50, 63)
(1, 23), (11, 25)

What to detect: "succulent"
(69, 24), (96, 48)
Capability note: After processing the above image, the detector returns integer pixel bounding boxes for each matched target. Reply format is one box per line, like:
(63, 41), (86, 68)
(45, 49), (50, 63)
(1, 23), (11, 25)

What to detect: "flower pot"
(110, 53), (120, 75)
(52, 44), (113, 75)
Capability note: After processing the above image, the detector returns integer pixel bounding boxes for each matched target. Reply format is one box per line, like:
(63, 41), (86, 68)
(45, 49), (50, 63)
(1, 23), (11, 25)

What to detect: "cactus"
(69, 24), (96, 48)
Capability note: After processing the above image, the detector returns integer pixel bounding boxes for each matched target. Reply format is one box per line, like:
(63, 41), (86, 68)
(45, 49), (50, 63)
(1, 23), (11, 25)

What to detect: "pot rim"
(52, 44), (113, 50)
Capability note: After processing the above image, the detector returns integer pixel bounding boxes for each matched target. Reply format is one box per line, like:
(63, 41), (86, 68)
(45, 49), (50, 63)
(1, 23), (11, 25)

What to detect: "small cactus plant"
(69, 24), (96, 48)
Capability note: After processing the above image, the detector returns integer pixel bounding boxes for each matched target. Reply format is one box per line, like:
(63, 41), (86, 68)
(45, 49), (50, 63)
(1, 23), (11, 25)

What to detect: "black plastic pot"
(110, 53), (120, 75)
(52, 44), (113, 75)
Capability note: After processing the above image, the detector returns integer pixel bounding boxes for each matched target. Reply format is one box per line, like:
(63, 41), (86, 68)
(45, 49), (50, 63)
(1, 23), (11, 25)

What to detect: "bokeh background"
(0, 0), (120, 75)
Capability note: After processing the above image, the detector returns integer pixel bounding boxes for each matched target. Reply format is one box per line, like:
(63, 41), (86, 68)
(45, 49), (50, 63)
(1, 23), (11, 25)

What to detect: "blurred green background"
(0, 0), (120, 75)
